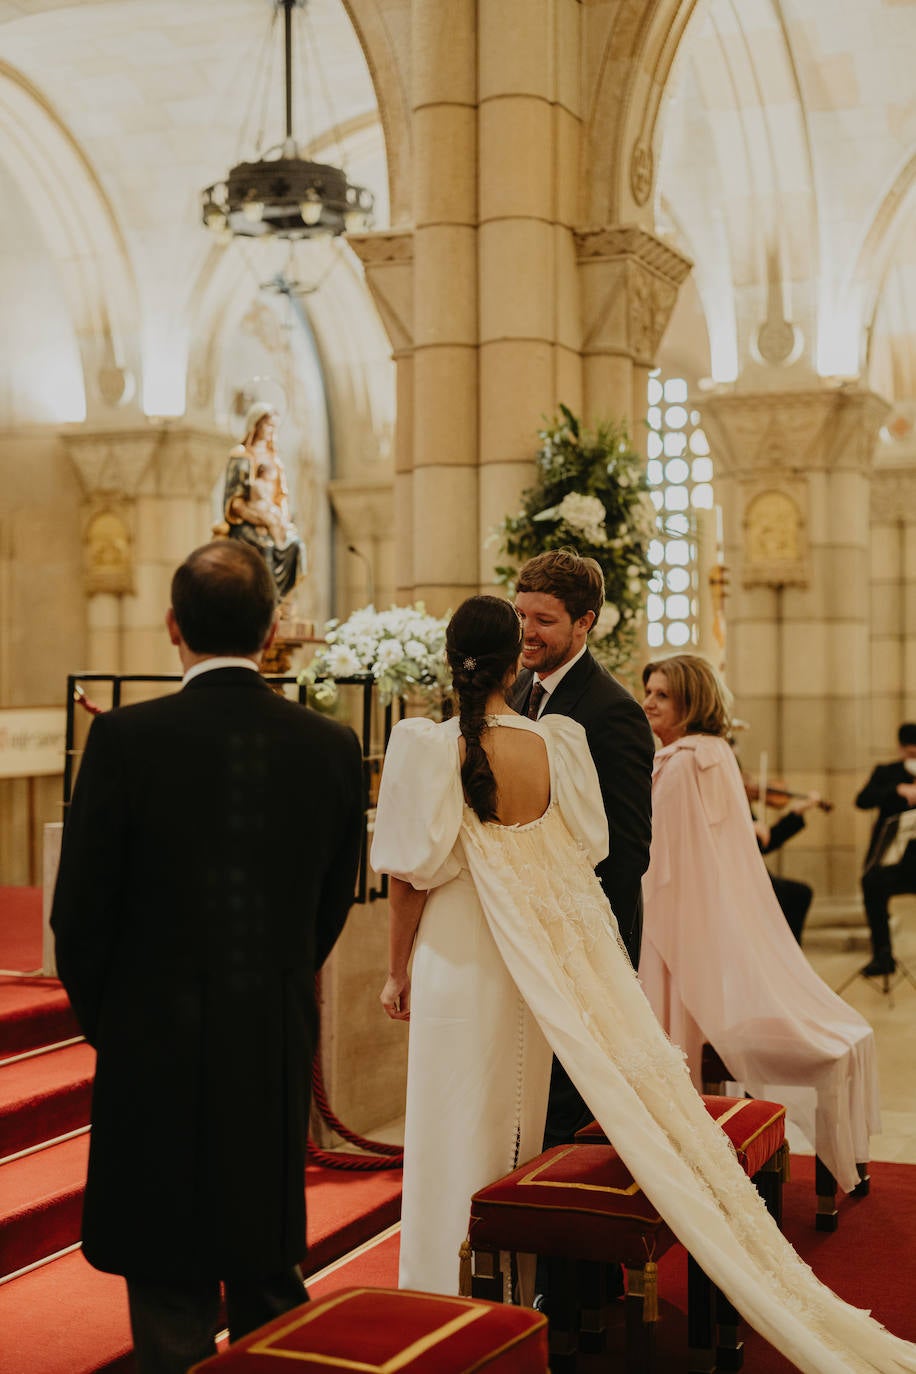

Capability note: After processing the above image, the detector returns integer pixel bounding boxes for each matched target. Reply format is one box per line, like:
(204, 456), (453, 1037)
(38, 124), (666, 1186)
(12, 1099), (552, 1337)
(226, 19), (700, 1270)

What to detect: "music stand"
(834, 813), (916, 1005)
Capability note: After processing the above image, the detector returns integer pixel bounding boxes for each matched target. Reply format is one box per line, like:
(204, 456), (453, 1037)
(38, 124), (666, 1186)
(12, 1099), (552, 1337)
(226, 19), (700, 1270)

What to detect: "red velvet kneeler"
(575, 1094), (788, 1181)
(190, 1286), (548, 1373)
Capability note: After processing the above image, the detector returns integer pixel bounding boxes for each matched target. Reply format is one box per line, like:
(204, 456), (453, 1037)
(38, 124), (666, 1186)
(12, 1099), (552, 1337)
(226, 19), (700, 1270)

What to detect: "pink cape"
(639, 734), (879, 1191)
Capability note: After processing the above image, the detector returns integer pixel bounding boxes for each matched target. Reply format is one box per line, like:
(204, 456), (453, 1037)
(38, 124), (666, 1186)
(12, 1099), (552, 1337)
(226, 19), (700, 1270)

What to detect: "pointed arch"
(0, 60), (141, 412)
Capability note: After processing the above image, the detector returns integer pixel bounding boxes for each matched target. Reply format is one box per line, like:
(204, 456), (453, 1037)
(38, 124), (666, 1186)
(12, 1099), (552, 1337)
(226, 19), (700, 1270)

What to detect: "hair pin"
(463, 656), (476, 671)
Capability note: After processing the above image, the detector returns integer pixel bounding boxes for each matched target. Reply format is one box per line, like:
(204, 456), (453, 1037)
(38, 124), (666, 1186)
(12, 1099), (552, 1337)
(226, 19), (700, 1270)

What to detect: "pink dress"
(640, 734), (880, 1192)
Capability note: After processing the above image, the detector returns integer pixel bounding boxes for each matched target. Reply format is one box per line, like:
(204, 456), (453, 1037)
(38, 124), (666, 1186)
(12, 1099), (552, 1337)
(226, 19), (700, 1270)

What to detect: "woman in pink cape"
(639, 653), (879, 1195)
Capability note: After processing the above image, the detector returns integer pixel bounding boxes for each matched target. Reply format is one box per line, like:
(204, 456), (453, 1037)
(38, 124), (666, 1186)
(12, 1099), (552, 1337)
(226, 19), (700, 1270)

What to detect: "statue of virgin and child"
(216, 402), (306, 602)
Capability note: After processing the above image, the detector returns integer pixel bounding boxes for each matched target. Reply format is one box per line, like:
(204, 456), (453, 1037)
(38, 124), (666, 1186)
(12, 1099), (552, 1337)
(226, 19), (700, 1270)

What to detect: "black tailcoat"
(51, 668), (363, 1282)
(512, 650), (654, 967)
(856, 760), (914, 868)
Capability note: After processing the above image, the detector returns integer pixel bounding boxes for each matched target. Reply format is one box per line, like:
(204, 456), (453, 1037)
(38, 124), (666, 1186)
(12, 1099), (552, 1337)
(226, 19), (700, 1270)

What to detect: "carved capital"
(701, 388), (890, 478)
(347, 231), (414, 356)
(575, 225), (691, 366)
(62, 429), (158, 497)
(147, 427), (229, 500)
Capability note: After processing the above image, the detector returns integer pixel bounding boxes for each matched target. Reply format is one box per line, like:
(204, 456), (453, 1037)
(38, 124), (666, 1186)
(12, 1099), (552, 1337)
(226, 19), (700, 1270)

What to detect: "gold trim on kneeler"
(516, 1144), (640, 1195)
(248, 1288), (488, 1370)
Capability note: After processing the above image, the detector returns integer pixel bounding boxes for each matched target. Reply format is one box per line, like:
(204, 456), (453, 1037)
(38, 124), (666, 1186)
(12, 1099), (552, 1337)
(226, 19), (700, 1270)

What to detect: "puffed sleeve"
(539, 715), (609, 867)
(370, 717), (464, 889)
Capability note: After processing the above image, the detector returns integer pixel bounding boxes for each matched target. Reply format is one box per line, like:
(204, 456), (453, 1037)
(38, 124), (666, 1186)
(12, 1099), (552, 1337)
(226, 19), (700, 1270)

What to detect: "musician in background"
(856, 722), (916, 977)
(753, 792), (823, 944)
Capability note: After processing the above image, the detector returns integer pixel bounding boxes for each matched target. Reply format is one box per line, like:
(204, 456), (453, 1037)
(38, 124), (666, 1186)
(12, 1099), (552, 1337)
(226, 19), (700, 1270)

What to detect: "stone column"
(575, 227), (691, 454)
(476, 0), (583, 591)
(347, 232), (414, 600)
(870, 469), (916, 756)
(410, 0), (478, 614)
(703, 387), (889, 904)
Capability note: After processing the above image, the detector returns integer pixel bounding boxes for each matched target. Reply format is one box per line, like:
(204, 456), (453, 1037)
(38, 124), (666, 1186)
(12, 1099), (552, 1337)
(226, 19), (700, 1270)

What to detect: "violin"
(743, 776), (833, 814)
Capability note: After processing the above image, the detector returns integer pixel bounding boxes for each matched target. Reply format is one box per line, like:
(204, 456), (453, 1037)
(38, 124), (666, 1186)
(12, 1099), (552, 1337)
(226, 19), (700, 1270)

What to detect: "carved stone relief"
(740, 480), (809, 588)
(83, 500), (133, 596)
(629, 142), (654, 206)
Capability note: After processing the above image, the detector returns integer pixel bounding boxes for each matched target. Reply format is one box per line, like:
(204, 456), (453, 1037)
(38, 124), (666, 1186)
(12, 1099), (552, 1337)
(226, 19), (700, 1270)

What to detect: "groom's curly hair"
(446, 596), (523, 823)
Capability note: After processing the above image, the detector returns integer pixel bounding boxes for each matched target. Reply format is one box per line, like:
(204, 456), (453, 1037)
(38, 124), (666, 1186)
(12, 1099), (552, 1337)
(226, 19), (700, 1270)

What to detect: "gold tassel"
(779, 1142), (791, 1183)
(642, 1261), (658, 1323)
(459, 1240), (472, 1296)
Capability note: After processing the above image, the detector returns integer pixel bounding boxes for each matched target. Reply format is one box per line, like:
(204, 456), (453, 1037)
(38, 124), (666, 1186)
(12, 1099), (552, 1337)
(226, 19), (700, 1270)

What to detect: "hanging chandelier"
(201, 0), (374, 242)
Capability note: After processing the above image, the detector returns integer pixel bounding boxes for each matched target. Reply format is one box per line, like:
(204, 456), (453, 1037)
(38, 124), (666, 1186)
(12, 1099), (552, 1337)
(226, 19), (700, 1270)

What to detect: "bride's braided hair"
(446, 596), (523, 823)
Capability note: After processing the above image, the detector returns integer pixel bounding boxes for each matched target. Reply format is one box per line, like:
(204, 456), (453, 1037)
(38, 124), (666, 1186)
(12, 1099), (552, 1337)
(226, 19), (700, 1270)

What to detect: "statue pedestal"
(259, 620), (317, 676)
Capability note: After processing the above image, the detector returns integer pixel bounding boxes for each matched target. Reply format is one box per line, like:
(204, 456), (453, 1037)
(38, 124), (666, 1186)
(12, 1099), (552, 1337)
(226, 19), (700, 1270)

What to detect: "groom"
(512, 549), (655, 1145)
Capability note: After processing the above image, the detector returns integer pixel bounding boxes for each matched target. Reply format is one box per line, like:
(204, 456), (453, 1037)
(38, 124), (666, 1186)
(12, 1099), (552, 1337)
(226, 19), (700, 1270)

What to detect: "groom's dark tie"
(527, 681), (546, 720)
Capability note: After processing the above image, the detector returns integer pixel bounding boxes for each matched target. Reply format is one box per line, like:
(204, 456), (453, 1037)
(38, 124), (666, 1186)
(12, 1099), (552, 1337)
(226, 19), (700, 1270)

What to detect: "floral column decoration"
(494, 406), (657, 669)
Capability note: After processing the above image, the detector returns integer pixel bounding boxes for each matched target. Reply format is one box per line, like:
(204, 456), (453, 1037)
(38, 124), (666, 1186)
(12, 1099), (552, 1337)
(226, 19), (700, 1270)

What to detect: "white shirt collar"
(535, 642), (588, 697)
(182, 656), (260, 686)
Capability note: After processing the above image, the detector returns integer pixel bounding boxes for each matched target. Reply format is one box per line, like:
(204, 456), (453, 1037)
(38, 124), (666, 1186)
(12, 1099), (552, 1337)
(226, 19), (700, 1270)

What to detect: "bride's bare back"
(458, 717), (550, 826)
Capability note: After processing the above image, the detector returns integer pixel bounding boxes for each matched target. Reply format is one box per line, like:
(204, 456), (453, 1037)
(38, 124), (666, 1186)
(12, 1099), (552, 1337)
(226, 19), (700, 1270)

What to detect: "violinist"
(749, 782), (825, 944)
(855, 722), (916, 977)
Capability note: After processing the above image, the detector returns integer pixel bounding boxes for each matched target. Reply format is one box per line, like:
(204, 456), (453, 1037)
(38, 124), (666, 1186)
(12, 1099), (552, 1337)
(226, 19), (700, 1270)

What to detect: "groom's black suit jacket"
(51, 667), (363, 1282)
(512, 649), (654, 968)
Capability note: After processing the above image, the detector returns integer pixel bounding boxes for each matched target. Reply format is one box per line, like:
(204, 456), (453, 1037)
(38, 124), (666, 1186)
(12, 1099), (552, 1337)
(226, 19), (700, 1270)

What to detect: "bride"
(370, 595), (916, 1374)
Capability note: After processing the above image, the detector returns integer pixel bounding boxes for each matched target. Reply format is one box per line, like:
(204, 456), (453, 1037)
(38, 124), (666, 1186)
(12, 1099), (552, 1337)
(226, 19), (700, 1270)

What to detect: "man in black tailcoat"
(511, 550), (655, 1148)
(51, 540), (363, 1374)
(855, 722), (916, 976)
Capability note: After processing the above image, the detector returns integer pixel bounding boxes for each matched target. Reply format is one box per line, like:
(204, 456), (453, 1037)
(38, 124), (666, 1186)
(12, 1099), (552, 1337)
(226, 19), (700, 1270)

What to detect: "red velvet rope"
(310, 1053), (404, 1171)
(73, 686), (104, 716)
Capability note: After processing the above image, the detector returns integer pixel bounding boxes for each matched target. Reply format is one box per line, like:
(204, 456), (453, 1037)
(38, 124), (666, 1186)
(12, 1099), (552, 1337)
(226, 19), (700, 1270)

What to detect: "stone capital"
(574, 225), (692, 366)
(62, 428), (159, 497)
(347, 231), (415, 356)
(63, 425), (228, 501)
(701, 387), (890, 479)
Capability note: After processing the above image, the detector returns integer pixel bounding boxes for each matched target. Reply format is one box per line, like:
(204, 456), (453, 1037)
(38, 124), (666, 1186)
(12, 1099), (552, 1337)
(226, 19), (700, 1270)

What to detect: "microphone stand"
(347, 544), (376, 607)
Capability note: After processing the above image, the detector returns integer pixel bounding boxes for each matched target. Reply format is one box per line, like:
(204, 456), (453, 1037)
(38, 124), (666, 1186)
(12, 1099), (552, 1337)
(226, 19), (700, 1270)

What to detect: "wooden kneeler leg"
(815, 1156), (838, 1232)
(686, 1256), (717, 1374)
(625, 1264), (659, 1374)
(468, 1245), (503, 1302)
(576, 1259), (612, 1355)
(544, 1257), (578, 1374)
(754, 1147), (786, 1230)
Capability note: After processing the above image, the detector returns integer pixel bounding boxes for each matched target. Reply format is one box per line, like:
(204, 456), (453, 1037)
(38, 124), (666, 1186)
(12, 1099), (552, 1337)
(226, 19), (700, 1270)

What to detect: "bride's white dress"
(370, 713), (916, 1374)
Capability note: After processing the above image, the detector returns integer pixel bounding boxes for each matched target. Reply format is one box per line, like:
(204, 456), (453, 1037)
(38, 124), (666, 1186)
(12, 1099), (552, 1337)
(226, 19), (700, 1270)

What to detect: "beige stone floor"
(373, 915), (916, 1165)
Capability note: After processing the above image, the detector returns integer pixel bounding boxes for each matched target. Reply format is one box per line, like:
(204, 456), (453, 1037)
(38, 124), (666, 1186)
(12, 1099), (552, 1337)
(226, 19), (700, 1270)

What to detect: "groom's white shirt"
(530, 643), (587, 717)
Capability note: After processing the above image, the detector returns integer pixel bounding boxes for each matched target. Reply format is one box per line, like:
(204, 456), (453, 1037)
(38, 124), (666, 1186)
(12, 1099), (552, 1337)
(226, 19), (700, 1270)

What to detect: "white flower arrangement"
(534, 491), (609, 545)
(300, 603), (451, 708)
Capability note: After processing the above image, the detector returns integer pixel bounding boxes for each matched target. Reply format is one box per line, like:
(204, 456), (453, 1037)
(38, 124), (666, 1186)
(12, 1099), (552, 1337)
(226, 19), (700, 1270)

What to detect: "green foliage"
(493, 405), (657, 670)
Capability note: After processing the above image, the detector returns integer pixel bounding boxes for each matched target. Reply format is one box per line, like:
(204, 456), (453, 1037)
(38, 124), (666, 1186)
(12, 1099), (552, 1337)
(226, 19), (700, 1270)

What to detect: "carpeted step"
(301, 1162), (401, 1278)
(0, 1043), (95, 1158)
(0, 1133), (90, 1278)
(0, 978), (81, 1059)
(0, 1248), (135, 1374)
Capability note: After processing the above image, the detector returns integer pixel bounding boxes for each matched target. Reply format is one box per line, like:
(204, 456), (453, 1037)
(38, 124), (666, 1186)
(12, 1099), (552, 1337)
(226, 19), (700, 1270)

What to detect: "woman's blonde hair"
(642, 654), (733, 738)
